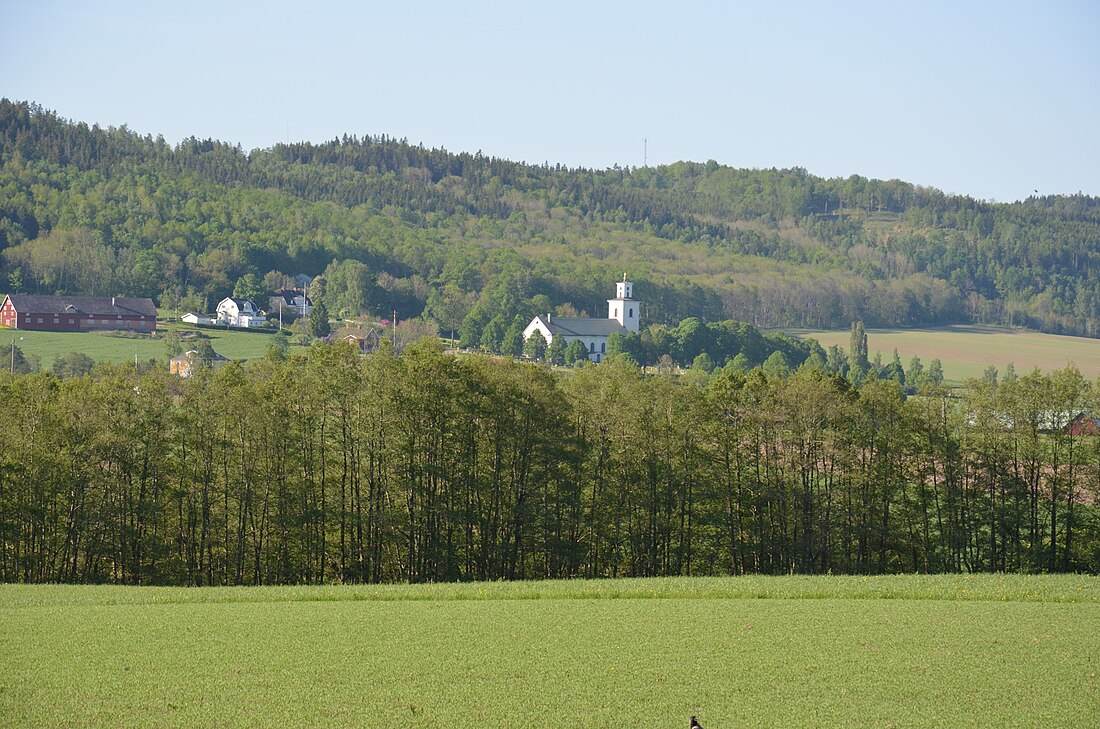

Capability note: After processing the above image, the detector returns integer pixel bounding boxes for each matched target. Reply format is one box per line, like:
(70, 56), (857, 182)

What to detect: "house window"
(68, 319), (75, 324)
(36, 318), (43, 323)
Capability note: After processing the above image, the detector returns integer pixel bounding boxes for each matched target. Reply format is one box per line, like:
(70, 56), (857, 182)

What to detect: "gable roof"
(542, 316), (627, 338)
(5, 294), (156, 317)
(219, 297), (256, 310)
(171, 350), (228, 363)
(269, 290), (313, 307)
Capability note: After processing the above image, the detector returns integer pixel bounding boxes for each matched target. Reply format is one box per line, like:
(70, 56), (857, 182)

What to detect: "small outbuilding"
(170, 349), (229, 378)
(181, 312), (214, 325)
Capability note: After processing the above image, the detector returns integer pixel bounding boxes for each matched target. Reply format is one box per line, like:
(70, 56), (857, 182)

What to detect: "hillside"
(2, 99), (1099, 341)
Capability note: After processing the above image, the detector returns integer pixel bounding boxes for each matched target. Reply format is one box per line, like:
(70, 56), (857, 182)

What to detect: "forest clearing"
(790, 325), (1100, 382)
(2, 576), (1097, 727)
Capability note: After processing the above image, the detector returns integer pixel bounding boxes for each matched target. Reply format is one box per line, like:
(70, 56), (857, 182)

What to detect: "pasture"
(2, 322), (282, 368)
(2, 575), (1098, 727)
(790, 324), (1100, 382)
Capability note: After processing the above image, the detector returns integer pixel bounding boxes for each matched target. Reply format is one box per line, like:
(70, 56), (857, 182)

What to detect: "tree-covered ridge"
(1, 99), (1099, 336)
(1, 344), (1097, 585)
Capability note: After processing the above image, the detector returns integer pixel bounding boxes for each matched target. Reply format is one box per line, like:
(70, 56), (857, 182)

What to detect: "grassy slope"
(790, 324), (1100, 382)
(1, 323), (281, 368)
(2, 576), (1098, 728)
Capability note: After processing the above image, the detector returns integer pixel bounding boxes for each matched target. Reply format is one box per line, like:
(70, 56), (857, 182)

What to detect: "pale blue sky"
(2, 1), (1098, 202)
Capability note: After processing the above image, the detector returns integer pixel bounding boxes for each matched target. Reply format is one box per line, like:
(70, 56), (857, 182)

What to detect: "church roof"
(544, 317), (627, 338)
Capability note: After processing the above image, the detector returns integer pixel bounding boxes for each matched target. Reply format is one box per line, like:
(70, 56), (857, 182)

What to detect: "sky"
(2, 0), (1098, 202)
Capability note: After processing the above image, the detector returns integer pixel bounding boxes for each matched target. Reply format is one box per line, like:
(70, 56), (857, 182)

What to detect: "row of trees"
(2, 342), (1097, 585)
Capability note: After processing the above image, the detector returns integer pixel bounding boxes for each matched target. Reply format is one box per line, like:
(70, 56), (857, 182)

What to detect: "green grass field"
(789, 325), (1100, 382)
(3, 576), (1098, 727)
(2, 322), (282, 369)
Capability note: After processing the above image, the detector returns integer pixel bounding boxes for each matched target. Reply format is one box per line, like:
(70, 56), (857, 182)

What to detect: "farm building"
(326, 326), (382, 354)
(181, 312), (213, 325)
(523, 277), (640, 362)
(170, 349), (229, 378)
(0, 294), (157, 332)
(1067, 413), (1100, 436)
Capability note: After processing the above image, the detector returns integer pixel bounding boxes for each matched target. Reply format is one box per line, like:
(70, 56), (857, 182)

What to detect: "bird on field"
(690, 717), (704, 729)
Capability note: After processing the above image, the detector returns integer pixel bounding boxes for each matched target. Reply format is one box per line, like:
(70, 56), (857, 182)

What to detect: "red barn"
(0, 295), (157, 332)
(1067, 414), (1100, 436)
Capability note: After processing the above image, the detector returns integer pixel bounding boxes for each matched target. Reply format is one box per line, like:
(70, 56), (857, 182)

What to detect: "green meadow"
(1, 322), (281, 368)
(3, 576), (1098, 728)
(790, 324), (1100, 382)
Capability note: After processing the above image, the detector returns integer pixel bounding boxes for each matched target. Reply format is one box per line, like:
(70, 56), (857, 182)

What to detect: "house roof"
(542, 316), (627, 338)
(269, 290), (313, 307)
(219, 297), (255, 309)
(5, 294), (157, 317)
(171, 350), (228, 363)
(326, 326), (381, 343)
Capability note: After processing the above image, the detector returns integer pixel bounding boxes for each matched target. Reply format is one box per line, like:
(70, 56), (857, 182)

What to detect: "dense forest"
(1, 343), (1097, 585)
(2, 99), (1100, 338)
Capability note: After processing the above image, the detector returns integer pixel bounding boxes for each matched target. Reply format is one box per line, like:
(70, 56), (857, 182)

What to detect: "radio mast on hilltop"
(643, 137), (648, 167)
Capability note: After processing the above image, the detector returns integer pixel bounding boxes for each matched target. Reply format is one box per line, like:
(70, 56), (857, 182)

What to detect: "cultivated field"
(2, 323), (281, 368)
(790, 325), (1100, 382)
(2, 576), (1098, 728)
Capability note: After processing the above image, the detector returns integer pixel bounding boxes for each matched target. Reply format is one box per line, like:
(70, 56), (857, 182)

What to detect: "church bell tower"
(607, 274), (640, 334)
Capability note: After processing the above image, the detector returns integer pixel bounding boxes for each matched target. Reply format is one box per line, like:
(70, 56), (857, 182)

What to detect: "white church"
(523, 276), (640, 362)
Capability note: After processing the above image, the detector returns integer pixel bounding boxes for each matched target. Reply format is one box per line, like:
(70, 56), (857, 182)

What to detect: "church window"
(629, 308), (633, 317)
(589, 342), (595, 353)
(601, 342), (606, 353)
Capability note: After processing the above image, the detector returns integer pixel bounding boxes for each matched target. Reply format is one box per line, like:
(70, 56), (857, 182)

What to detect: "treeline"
(1, 99), (1099, 336)
(2, 343), (1097, 585)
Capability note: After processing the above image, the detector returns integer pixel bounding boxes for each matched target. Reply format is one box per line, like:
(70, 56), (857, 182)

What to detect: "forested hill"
(2, 98), (1099, 337)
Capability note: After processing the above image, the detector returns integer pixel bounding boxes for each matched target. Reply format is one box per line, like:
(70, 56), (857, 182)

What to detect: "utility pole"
(10, 337), (22, 373)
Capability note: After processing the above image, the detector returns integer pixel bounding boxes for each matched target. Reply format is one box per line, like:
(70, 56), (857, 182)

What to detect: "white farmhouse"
(523, 277), (640, 362)
(215, 297), (265, 328)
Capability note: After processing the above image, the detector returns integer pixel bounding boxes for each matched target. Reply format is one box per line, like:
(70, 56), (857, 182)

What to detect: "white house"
(215, 297), (265, 328)
(181, 312), (213, 325)
(523, 276), (641, 362)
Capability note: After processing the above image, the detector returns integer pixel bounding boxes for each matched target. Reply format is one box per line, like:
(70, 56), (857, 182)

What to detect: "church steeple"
(608, 276), (640, 333)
